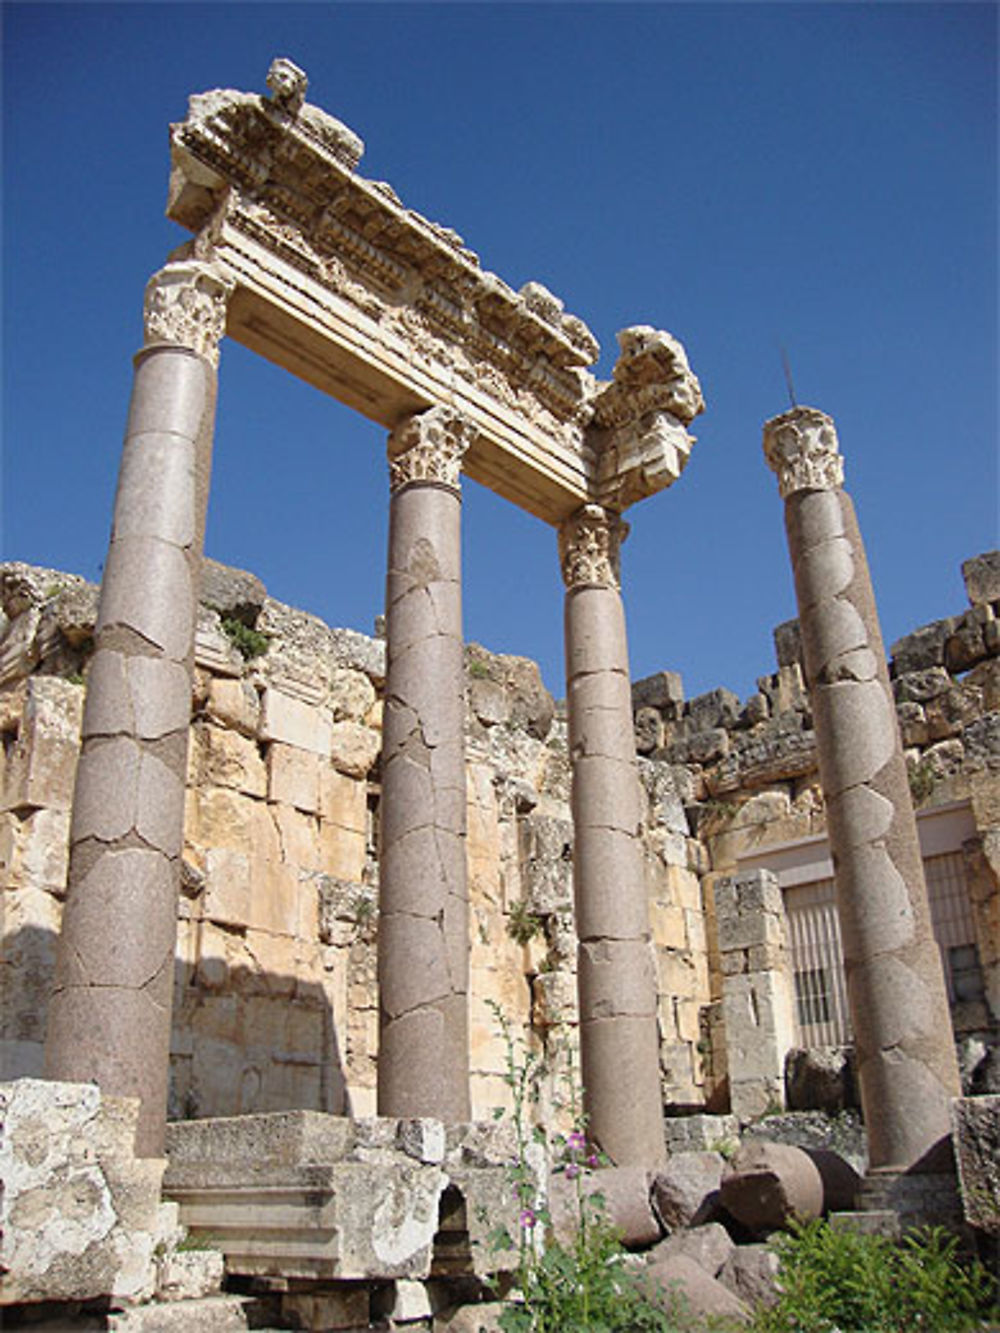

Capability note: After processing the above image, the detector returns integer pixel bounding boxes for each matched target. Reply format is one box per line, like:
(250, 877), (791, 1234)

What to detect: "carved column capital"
(763, 406), (844, 498)
(143, 260), (233, 367)
(388, 406), (474, 494)
(558, 504), (629, 591)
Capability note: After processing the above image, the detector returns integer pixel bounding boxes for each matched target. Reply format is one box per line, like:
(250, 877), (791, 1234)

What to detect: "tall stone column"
(46, 259), (231, 1157)
(763, 406), (961, 1170)
(377, 406), (473, 1122)
(560, 505), (665, 1167)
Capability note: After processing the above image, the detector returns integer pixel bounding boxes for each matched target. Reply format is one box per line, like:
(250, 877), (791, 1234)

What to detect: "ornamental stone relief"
(142, 260), (233, 365)
(763, 406), (845, 498)
(558, 505), (628, 591)
(388, 407), (474, 494)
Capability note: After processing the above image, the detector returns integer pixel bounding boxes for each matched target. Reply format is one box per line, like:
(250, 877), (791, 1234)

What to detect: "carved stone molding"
(593, 326), (705, 430)
(763, 406), (844, 498)
(558, 504), (628, 591)
(143, 261), (233, 366)
(388, 407), (474, 494)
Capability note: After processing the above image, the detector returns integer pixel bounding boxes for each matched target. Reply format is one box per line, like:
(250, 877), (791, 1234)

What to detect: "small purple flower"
(519, 1208), (537, 1229)
(566, 1130), (587, 1153)
(564, 1163), (580, 1180)
(586, 1153), (599, 1168)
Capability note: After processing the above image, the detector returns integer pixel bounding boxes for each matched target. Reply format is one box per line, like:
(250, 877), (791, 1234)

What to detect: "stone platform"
(163, 1112), (529, 1284)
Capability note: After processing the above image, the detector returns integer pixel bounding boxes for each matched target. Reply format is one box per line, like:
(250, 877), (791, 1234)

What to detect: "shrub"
(752, 1218), (998, 1333)
(220, 616), (269, 661)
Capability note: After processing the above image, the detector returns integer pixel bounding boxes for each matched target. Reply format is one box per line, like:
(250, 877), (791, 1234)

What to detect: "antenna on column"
(779, 344), (798, 408)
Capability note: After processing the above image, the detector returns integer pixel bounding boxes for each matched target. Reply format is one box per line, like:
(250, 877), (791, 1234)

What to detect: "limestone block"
(191, 723), (266, 797)
(268, 741), (321, 811)
(962, 551), (1000, 606)
(202, 846), (251, 928)
(890, 618), (956, 676)
(0, 885), (60, 1046)
(651, 903), (687, 950)
(550, 1166), (661, 1248)
(2, 677), (83, 812)
(156, 1248), (226, 1301)
(319, 766), (367, 834)
(0, 804), (70, 891)
(247, 857), (301, 937)
(951, 1094), (1000, 1232)
(0, 1079), (162, 1304)
(434, 1300), (507, 1332)
(201, 557), (267, 623)
(329, 720), (380, 778)
(187, 786), (280, 861)
(318, 819), (367, 882)
(633, 670), (684, 712)
(259, 687), (331, 755)
(662, 1114), (739, 1156)
(206, 676), (260, 735)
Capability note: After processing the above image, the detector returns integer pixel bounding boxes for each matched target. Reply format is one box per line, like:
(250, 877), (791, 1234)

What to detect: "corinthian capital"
(558, 504), (628, 591)
(763, 406), (844, 499)
(143, 260), (233, 367)
(388, 406), (473, 494)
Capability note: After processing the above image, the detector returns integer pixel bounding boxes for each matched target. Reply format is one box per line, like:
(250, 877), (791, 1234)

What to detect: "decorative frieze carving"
(763, 407), (844, 498)
(388, 407), (474, 494)
(143, 260), (233, 366)
(558, 504), (628, 591)
(593, 326), (705, 430)
(590, 326), (703, 510)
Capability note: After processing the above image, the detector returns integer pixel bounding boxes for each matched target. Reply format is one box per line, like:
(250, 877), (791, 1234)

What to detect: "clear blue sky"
(3, 3), (997, 701)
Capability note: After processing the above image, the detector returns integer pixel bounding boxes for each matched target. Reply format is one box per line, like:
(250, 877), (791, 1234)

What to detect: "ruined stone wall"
(631, 551), (1000, 1100)
(0, 559), (711, 1125)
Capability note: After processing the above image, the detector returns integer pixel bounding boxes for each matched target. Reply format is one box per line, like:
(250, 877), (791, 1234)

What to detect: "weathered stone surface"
(773, 618), (802, 668)
(890, 618), (956, 676)
(650, 1152), (724, 1232)
(642, 1253), (750, 1323)
(0, 1079), (164, 1305)
(785, 1046), (857, 1113)
(200, 557), (267, 623)
(434, 1300), (507, 1332)
(718, 1242), (781, 1309)
(551, 1165), (661, 1249)
(633, 670), (684, 712)
(719, 1140), (824, 1234)
(962, 551), (1000, 606)
(647, 1221), (734, 1277)
(951, 1094), (1000, 1232)
(156, 1248), (226, 1301)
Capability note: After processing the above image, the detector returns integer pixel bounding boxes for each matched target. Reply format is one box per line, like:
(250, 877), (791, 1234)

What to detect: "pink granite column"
(560, 505), (666, 1167)
(378, 407), (473, 1122)
(46, 259), (231, 1157)
(764, 406), (961, 1170)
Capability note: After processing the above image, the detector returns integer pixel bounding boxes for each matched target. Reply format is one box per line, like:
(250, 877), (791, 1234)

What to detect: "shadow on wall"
(0, 923), (351, 1121)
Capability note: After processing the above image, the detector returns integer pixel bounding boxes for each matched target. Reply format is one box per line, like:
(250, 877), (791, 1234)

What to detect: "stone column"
(560, 504), (665, 1168)
(764, 406), (961, 1170)
(377, 406), (473, 1122)
(46, 259), (231, 1157)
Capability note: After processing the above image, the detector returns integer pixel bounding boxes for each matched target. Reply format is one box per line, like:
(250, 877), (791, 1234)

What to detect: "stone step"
(106, 1293), (278, 1332)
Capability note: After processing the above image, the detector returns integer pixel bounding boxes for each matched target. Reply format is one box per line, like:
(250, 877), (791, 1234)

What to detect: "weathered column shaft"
(377, 407), (472, 1122)
(764, 407), (961, 1170)
(46, 260), (231, 1157)
(560, 505), (665, 1167)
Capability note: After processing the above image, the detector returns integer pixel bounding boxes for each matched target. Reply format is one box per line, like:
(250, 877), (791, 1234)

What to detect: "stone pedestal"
(378, 408), (473, 1122)
(559, 505), (665, 1167)
(715, 869), (796, 1121)
(45, 261), (230, 1157)
(764, 406), (961, 1171)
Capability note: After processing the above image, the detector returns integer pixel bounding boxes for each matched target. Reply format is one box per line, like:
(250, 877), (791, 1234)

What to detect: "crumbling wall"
(0, 558), (713, 1124)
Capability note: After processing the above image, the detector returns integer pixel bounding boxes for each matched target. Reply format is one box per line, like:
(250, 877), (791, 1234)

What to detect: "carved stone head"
(267, 58), (308, 115)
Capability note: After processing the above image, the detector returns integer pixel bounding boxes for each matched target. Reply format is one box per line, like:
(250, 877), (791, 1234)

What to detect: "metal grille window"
(783, 848), (982, 1048)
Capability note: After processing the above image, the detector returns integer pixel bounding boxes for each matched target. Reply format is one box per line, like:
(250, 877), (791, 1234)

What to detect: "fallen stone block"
(646, 1221), (734, 1277)
(952, 1094), (1000, 1233)
(642, 1252), (750, 1323)
(719, 1141), (824, 1235)
(718, 1242), (781, 1309)
(650, 1151), (724, 1231)
(550, 1165), (662, 1249)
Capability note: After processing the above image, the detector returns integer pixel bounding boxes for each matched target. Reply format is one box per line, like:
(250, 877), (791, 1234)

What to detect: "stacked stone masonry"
(3, 550), (998, 1139)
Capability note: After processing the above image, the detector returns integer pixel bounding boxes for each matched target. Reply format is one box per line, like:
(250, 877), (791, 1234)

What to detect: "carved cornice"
(558, 505), (628, 591)
(142, 260), (233, 366)
(763, 407), (844, 498)
(168, 64), (599, 431)
(388, 407), (474, 494)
